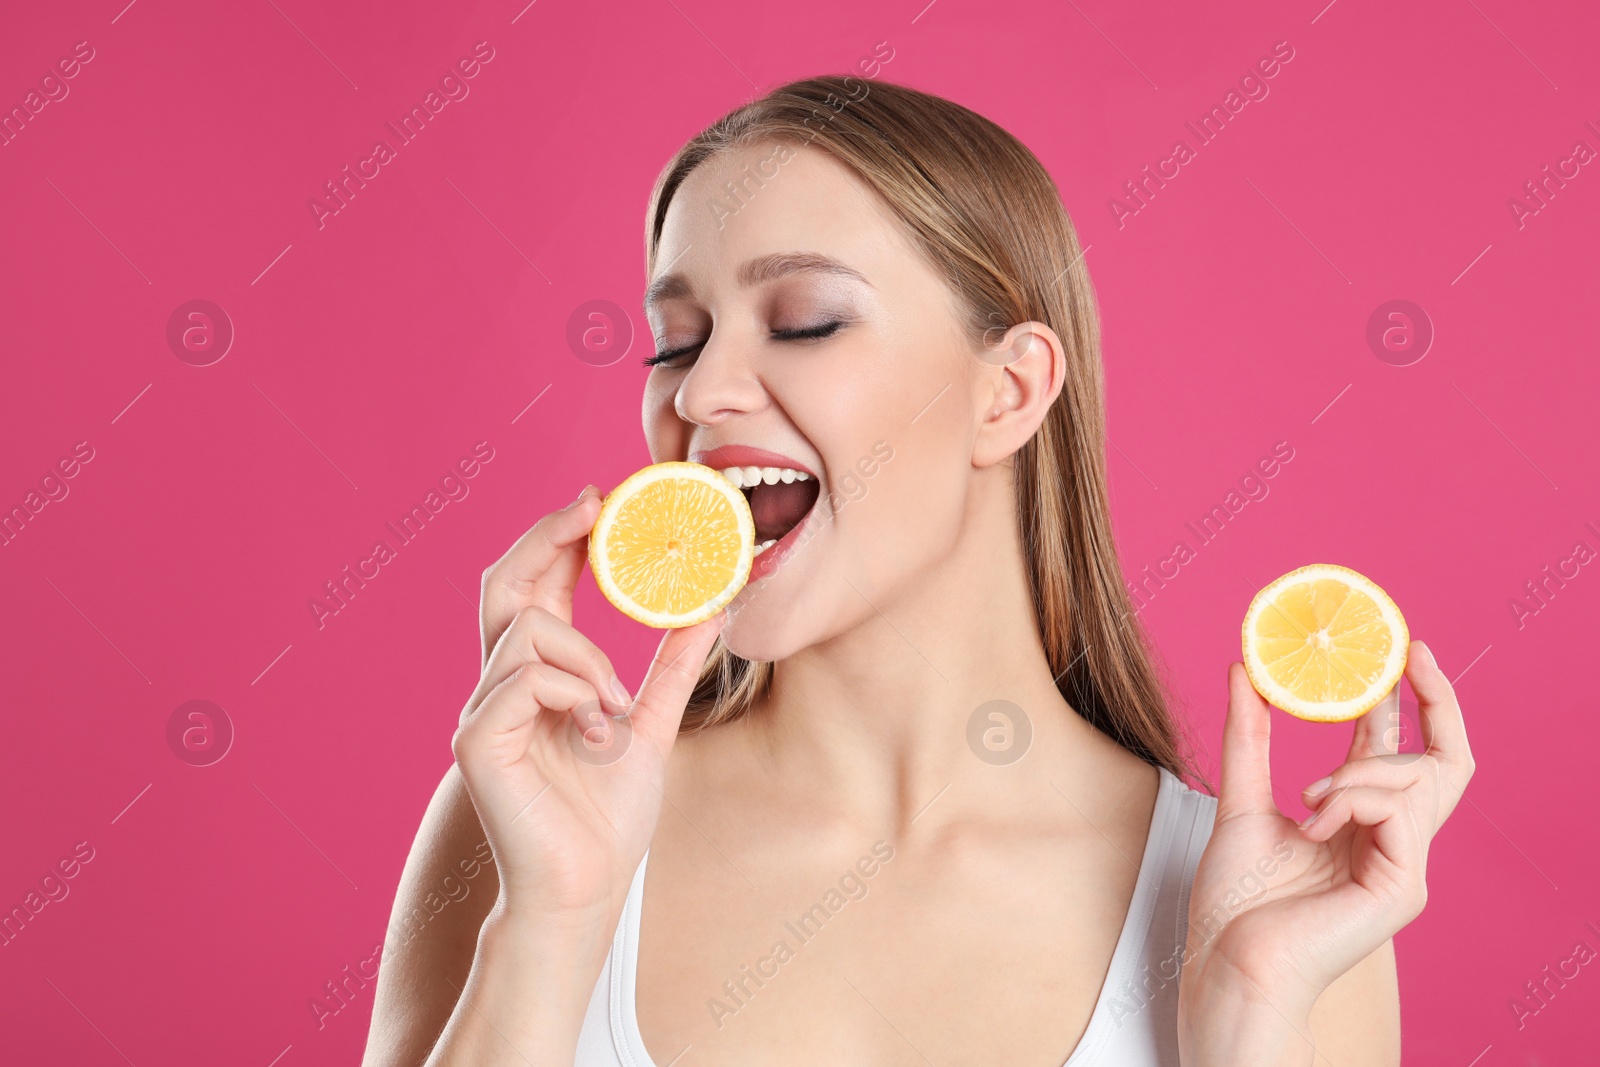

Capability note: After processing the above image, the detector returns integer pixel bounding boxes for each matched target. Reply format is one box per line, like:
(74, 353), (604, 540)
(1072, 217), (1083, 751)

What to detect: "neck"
(738, 469), (1133, 842)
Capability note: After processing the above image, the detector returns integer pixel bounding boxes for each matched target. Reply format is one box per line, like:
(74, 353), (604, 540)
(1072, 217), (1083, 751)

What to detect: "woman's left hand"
(1176, 640), (1476, 1060)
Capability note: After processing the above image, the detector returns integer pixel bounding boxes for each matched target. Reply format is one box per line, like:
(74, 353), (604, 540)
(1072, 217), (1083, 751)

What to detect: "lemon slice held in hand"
(588, 462), (754, 629)
(1242, 564), (1409, 722)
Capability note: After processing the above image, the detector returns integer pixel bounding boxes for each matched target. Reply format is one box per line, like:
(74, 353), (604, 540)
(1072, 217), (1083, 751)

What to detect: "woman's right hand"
(453, 484), (725, 930)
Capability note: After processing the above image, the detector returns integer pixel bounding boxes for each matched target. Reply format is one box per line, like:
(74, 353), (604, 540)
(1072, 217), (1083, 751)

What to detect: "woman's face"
(642, 141), (987, 663)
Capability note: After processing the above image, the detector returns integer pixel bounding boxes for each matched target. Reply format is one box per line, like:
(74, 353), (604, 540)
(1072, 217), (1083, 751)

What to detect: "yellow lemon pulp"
(1242, 564), (1409, 722)
(588, 462), (754, 628)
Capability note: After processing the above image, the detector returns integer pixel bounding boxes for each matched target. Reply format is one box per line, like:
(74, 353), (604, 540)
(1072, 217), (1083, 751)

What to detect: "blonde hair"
(644, 75), (1207, 787)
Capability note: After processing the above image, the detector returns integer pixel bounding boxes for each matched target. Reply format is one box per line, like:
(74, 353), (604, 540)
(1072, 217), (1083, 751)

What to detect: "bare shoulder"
(1307, 937), (1400, 1066)
(362, 762), (499, 1067)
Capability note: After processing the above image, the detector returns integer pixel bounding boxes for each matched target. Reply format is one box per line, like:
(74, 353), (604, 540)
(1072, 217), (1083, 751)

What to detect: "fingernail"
(1303, 776), (1332, 798)
(608, 675), (631, 706)
(1299, 809), (1319, 830)
(584, 724), (609, 745)
(569, 485), (594, 508)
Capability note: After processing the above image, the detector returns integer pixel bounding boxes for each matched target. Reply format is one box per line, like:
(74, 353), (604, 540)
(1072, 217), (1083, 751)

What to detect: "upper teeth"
(719, 466), (811, 489)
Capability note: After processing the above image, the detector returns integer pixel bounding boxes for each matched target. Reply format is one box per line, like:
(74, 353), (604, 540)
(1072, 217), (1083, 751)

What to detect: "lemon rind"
(1241, 563), (1409, 723)
(588, 462), (755, 629)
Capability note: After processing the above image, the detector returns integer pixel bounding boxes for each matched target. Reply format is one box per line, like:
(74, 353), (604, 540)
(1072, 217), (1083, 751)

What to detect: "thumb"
(626, 612), (727, 754)
(1217, 662), (1279, 820)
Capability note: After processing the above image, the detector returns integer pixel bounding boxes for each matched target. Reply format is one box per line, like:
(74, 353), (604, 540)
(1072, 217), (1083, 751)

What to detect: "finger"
(1302, 755), (1439, 833)
(1305, 751), (1433, 799)
(626, 612), (727, 754)
(1346, 682), (1401, 762)
(470, 606), (631, 718)
(1304, 755), (1428, 800)
(1217, 662), (1278, 819)
(1297, 784), (1424, 884)
(1408, 641), (1476, 804)
(479, 487), (601, 656)
(457, 660), (610, 761)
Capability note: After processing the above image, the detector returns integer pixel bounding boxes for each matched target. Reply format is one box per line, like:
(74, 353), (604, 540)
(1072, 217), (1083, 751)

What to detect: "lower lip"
(746, 499), (818, 583)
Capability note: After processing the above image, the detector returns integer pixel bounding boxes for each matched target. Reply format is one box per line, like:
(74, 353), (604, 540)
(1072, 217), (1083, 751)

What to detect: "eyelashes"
(641, 343), (698, 368)
(642, 320), (846, 367)
(775, 320), (845, 343)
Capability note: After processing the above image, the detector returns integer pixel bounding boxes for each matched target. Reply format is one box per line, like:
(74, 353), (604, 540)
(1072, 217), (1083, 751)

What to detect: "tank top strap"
(1066, 765), (1219, 1066)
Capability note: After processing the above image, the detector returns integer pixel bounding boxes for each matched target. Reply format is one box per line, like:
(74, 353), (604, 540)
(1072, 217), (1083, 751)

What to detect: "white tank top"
(573, 764), (1217, 1067)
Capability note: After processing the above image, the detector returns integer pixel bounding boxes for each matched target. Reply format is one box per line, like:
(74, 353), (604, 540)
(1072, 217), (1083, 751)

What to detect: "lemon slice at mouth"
(588, 462), (754, 628)
(1242, 564), (1409, 722)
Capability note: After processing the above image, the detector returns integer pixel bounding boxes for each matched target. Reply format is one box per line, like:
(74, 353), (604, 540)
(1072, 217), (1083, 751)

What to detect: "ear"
(972, 321), (1066, 469)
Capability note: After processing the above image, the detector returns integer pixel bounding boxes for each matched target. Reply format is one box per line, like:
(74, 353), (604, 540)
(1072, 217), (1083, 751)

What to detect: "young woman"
(363, 76), (1474, 1067)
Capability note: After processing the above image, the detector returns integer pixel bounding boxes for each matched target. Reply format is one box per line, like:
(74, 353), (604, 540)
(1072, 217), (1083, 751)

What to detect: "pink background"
(2, 0), (1596, 1063)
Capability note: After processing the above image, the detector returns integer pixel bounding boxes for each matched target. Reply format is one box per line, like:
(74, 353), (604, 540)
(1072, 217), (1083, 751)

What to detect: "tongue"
(749, 481), (817, 542)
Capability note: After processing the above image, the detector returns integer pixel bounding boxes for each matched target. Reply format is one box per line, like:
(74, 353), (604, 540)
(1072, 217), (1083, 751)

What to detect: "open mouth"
(715, 465), (821, 555)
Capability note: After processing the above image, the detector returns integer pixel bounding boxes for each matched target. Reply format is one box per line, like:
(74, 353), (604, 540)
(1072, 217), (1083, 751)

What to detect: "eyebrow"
(643, 251), (872, 312)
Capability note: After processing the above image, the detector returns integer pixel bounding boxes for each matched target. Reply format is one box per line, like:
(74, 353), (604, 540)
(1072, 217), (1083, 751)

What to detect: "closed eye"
(772, 320), (844, 343)
(642, 341), (701, 367)
(642, 320), (846, 367)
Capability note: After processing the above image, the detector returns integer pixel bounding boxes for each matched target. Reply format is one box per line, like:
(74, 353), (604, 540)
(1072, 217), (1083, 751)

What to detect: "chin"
(718, 594), (806, 664)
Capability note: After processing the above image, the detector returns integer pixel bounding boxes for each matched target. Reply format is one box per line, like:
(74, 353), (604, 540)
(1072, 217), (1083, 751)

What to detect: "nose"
(673, 333), (767, 427)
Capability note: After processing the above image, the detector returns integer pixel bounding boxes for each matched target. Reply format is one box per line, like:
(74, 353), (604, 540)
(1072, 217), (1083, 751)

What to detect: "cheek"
(641, 380), (687, 460)
(792, 336), (971, 552)
(834, 414), (969, 575)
